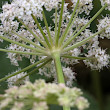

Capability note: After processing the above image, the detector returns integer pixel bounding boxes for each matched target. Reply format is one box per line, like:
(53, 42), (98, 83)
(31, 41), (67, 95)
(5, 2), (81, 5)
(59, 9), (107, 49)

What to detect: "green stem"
(59, 0), (79, 46)
(91, 70), (103, 110)
(34, 31), (44, 40)
(42, 9), (53, 46)
(62, 55), (95, 60)
(55, 8), (58, 46)
(63, 25), (81, 43)
(31, 14), (51, 49)
(0, 35), (46, 54)
(16, 17), (48, 48)
(12, 31), (45, 50)
(53, 52), (65, 83)
(0, 57), (49, 82)
(15, 59), (52, 83)
(56, 0), (65, 47)
(53, 52), (70, 110)
(63, 28), (106, 52)
(63, 106), (70, 110)
(62, 4), (107, 49)
(0, 49), (44, 56)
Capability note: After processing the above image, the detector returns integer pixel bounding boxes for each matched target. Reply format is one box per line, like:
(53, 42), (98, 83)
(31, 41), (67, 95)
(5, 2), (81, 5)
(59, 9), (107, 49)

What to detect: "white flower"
(0, 0), (109, 71)
(11, 102), (24, 110)
(75, 97), (89, 110)
(38, 62), (76, 87)
(71, 0), (93, 15)
(63, 67), (76, 87)
(98, 17), (110, 39)
(0, 0), (109, 90)
(100, 0), (110, 10)
(0, 79), (89, 110)
(0, 98), (12, 109)
(7, 69), (29, 87)
(84, 48), (110, 70)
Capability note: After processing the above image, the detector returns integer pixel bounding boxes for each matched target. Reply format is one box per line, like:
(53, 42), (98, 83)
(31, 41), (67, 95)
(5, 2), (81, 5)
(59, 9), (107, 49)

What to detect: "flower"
(0, 79), (89, 110)
(0, 1), (110, 109)
(0, 0), (109, 73)
(71, 0), (93, 15)
(7, 68), (29, 87)
(84, 48), (110, 70)
(100, 0), (110, 10)
(98, 17), (110, 39)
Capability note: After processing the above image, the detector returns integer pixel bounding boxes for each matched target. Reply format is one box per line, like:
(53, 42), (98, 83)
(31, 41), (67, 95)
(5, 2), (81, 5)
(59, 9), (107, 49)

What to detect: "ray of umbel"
(16, 17), (48, 48)
(62, 3), (107, 49)
(0, 49), (44, 56)
(0, 57), (50, 82)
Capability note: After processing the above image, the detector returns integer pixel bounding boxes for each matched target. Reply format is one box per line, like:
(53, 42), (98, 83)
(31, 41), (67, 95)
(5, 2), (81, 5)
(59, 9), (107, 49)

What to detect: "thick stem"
(53, 52), (70, 110)
(53, 52), (65, 83)
(63, 106), (70, 110)
(91, 70), (103, 110)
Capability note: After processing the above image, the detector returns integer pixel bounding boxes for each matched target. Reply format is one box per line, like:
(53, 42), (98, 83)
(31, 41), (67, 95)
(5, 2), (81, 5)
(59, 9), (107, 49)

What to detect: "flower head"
(0, 0), (110, 90)
(0, 79), (89, 110)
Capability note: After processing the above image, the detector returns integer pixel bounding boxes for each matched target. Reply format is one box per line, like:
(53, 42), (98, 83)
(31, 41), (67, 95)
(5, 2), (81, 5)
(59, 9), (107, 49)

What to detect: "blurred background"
(0, 0), (110, 110)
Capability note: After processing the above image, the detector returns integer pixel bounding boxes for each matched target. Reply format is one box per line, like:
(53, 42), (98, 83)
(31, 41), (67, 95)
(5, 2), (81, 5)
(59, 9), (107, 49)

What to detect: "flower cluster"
(71, 0), (93, 15)
(38, 60), (76, 87)
(0, 79), (89, 110)
(0, 0), (110, 95)
(100, 0), (110, 10)
(98, 17), (110, 39)
(84, 48), (110, 70)
(7, 68), (29, 88)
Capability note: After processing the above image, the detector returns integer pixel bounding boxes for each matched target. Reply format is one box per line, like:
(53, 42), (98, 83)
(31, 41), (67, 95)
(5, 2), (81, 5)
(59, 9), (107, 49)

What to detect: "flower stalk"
(62, 55), (95, 60)
(63, 27), (107, 52)
(42, 9), (53, 46)
(53, 52), (65, 83)
(0, 35), (47, 54)
(53, 52), (71, 110)
(11, 30), (45, 50)
(56, 0), (65, 47)
(31, 14), (51, 49)
(15, 59), (52, 84)
(62, 3), (107, 49)
(0, 49), (44, 56)
(0, 57), (50, 82)
(59, 0), (80, 46)
(16, 17), (48, 48)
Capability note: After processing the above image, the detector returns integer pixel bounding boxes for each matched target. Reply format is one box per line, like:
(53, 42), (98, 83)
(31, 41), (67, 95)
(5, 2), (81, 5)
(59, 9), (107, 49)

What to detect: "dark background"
(0, 0), (110, 110)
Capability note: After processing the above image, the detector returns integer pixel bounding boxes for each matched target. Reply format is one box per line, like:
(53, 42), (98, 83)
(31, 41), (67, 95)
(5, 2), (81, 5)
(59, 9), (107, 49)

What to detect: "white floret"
(98, 17), (110, 39)
(100, 0), (110, 10)
(71, 0), (93, 15)
(84, 48), (110, 70)
(7, 69), (29, 88)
